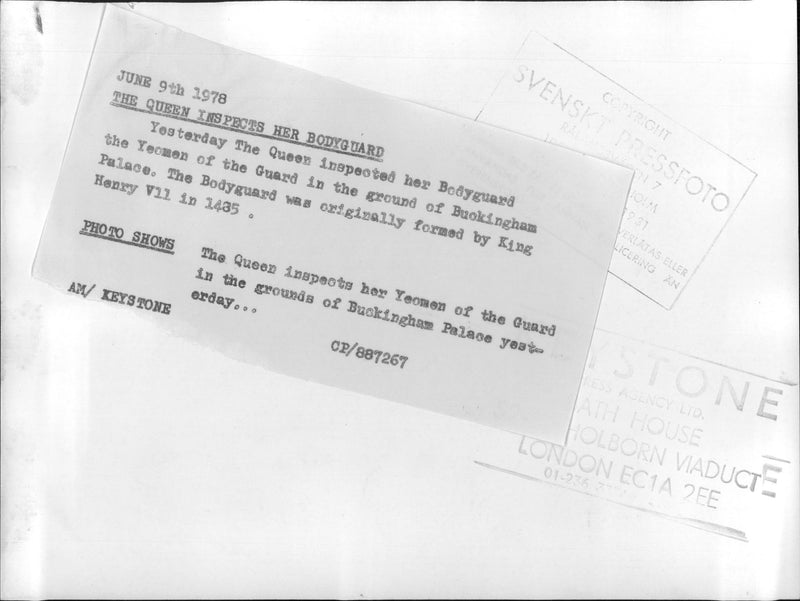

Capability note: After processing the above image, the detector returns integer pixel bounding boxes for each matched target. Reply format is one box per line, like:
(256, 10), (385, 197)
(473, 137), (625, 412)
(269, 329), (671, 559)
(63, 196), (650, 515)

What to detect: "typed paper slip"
(33, 5), (633, 442)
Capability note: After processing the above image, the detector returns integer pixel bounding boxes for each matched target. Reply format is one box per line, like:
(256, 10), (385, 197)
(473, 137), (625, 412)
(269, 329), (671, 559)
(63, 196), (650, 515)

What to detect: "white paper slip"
(477, 32), (757, 310)
(33, 5), (633, 442)
(475, 328), (798, 543)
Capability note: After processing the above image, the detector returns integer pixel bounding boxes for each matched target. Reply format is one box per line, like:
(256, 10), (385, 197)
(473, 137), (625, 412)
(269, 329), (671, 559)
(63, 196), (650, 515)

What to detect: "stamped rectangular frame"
(477, 31), (758, 309)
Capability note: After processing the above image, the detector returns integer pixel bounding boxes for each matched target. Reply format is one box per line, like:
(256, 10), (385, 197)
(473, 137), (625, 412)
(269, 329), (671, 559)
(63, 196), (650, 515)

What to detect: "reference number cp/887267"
(330, 340), (409, 369)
